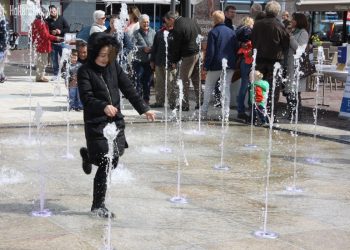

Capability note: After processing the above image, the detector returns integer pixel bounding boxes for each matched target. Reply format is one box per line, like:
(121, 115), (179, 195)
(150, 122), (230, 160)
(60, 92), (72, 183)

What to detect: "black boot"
(80, 147), (92, 175)
(91, 165), (115, 218)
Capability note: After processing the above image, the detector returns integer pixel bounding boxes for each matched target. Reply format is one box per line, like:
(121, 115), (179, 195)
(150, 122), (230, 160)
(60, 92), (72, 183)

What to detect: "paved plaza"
(0, 52), (349, 249)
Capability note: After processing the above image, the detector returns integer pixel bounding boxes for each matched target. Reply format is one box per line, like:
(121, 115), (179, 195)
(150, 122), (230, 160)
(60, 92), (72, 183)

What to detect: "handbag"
(299, 51), (316, 79)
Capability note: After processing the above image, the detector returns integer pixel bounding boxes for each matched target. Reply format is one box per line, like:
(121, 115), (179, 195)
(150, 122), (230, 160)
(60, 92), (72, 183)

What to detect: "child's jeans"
(69, 87), (83, 110)
(254, 104), (268, 124)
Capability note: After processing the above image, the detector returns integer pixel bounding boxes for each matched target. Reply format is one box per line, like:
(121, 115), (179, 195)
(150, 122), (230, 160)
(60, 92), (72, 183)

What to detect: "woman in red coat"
(32, 13), (62, 82)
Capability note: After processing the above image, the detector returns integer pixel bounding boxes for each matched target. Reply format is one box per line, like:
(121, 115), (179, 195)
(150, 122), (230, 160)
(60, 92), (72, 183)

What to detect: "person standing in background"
(236, 17), (254, 121)
(224, 5), (237, 30)
(32, 9), (63, 82)
(251, 0), (289, 123)
(213, 5), (237, 108)
(90, 10), (107, 35)
(164, 11), (202, 111)
(0, 5), (8, 83)
(125, 6), (140, 38)
(150, 19), (177, 109)
(46, 5), (69, 81)
(132, 14), (155, 105)
(201, 10), (238, 120)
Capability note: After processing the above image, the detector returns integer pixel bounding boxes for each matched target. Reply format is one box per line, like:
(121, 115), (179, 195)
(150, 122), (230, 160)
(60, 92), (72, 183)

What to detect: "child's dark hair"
(71, 49), (78, 56)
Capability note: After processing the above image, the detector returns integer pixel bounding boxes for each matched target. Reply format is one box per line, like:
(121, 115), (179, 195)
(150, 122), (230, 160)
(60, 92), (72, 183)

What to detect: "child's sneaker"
(91, 206), (115, 218)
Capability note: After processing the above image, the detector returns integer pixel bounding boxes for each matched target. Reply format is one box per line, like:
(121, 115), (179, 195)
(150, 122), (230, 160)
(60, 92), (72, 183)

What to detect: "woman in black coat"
(78, 32), (155, 218)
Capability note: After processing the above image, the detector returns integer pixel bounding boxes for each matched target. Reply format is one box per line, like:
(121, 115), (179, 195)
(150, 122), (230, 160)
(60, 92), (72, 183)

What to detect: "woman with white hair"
(0, 6), (7, 83)
(90, 10), (107, 35)
(132, 14), (155, 104)
(201, 10), (238, 120)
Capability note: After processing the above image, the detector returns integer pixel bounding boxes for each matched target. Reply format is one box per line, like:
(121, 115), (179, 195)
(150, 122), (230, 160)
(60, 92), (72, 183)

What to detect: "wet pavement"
(0, 122), (350, 249)
(0, 50), (350, 249)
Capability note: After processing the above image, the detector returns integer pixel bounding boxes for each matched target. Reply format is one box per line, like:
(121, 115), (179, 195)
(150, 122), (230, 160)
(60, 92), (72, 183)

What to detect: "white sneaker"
(50, 75), (59, 81)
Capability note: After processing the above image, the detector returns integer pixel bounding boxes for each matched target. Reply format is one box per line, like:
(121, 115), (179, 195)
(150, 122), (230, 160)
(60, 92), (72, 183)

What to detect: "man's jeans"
(133, 61), (152, 102)
(237, 60), (251, 114)
(51, 43), (63, 76)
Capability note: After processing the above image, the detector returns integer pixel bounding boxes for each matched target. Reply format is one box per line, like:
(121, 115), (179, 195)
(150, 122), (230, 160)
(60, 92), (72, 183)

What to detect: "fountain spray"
(159, 30), (172, 153)
(196, 34), (204, 132)
(245, 49), (258, 148)
(285, 45), (306, 193)
(61, 48), (74, 160)
(253, 62), (281, 239)
(32, 103), (52, 217)
(27, 1), (42, 143)
(170, 79), (189, 204)
(214, 58), (230, 171)
(306, 46), (324, 164)
(103, 122), (119, 250)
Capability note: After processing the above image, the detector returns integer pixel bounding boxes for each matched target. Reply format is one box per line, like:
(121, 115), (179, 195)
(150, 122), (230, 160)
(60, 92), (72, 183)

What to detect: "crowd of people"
(0, 2), (313, 217)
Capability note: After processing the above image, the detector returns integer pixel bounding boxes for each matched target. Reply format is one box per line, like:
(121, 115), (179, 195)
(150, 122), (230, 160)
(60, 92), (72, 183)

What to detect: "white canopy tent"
(296, 0), (350, 44)
(101, 0), (180, 30)
(101, 0), (174, 4)
(296, 0), (350, 11)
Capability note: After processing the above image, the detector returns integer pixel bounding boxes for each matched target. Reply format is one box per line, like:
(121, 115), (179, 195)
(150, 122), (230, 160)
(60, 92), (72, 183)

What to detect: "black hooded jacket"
(78, 32), (149, 162)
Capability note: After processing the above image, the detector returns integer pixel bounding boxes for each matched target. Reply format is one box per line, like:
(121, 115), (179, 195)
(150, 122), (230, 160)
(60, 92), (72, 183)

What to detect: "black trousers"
(92, 156), (119, 209)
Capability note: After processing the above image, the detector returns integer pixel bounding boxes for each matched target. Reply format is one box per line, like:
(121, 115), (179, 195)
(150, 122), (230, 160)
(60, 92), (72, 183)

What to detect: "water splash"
(54, 47), (72, 97)
(285, 45), (305, 193)
(306, 46), (324, 164)
(170, 79), (188, 204)
(61, 48), (74, 160)
(214, 58), (230, 171)
(103, 122), (119, 250)
(253, 62), (281, 239)
(27, 1), (42, 142)
(245, 48), (258, 148)
(0, 167), (25, 185)
(111, 163), (134, 184)
(196, 34), (204, 133)
(159, 30), (172, 153)
(32, 103), (52, 217)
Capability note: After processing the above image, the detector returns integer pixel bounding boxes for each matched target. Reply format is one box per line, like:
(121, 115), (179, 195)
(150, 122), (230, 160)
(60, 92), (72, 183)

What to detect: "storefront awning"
(296, 0), (350, 11)
(101, 0), (175, 4)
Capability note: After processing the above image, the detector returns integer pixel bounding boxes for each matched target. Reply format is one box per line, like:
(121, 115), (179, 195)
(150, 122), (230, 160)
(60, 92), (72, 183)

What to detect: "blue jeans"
(133, 61), (152, 102)
(254, 104), (267, 124)
(51, 43), (62, 76)
(69, 87), (83, 110)
(237, 60), (251, 114)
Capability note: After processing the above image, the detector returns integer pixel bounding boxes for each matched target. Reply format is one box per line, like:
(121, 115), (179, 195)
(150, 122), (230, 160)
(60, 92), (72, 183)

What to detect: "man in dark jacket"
(224, 5), (236, 30)
(149, 22), (176, 109)
(251, 0), (289, 122)
(164, 11), (202, 111)
(46, 5), (69, 79)
(78, 32), (155, 218)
